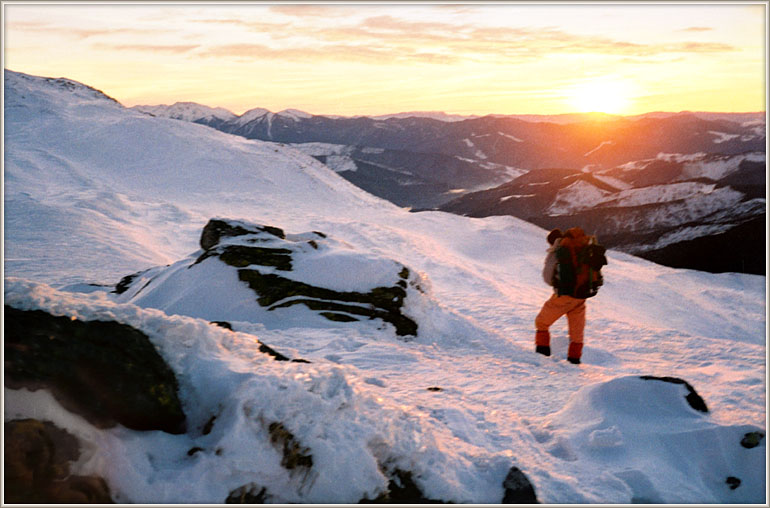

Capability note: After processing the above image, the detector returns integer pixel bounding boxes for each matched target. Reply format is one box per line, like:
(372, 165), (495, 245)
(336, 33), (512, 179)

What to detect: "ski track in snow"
(3, 70), (767, 504)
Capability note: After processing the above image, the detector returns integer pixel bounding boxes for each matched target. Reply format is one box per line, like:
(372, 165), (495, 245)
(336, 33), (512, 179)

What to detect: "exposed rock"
(726, 476), (741, 490)
(237, 270), (418, 336)
(200, 218), (285, 251)
(226, 483), (270, 503)
(639, 376), (709, 413)
(361, 468), (446, 504)
(202, 415), (217, 435)
(113, 270), (143, 295)
(268, 422), (313, 471)
(4, 419), (113, 503)
(740, 431), (765, 449)
(502, 466), (539, 503)
(116, 219), (421, 337)
(202, 219), (418, 336)
(5, 305), (187, 434)
(210, 320), (233, 330)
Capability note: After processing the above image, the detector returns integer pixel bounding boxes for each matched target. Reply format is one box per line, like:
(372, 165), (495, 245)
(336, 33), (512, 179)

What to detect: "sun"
(568, 80), (633, 115)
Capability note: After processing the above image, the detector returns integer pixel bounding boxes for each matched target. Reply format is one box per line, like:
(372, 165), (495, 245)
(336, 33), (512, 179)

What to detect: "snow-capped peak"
(277, 108), (313, 121)
(131, 102), (237, 123)
(235, 107), (273, 125)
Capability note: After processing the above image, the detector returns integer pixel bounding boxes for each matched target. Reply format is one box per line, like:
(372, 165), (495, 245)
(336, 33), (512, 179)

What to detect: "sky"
(2, 2), (767, 117)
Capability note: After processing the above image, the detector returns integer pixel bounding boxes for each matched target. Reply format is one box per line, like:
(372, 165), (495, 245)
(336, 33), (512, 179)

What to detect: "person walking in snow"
(534, 227), (595, 365)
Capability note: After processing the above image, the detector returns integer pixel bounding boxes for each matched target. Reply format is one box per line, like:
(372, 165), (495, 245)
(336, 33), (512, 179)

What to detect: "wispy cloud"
(92, 43), (199, 54)
(679, 26), (714, 32)
(268, 5), (356, 18)
(199, 42), (455, 65)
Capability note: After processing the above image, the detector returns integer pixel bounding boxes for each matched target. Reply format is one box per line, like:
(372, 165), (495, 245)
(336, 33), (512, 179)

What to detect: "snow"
(709, 130), (741, 144)
(277, 108), (312, 121)
(3, 70), (767, 504)
(288, 143), (358, 173)
(592, 173), (633, 190)
(681, 153), (763, 181)
(547, 180), (613, 215)
(584, 140), (614, 157)
(498, 131), (524, 142)
(131, 102), (237, 123)
(235, 107), (272, 125)
(610, 182), (734, 208)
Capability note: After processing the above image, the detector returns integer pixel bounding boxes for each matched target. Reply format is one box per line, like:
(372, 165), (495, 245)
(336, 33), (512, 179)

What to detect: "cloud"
(176, 14), (741, 66)
(200, 42), (456, 65)
(269, 5), (355, 18)
(92, 43), (199, 54)
(679, 26), (714, 32)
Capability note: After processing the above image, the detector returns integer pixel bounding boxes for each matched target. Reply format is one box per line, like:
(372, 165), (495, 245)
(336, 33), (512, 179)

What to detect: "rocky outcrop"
(200, 219), (419, 336)
(117, 219), (421, 337)
(5, 305), (187, 434)
(4, 419), (113, 503)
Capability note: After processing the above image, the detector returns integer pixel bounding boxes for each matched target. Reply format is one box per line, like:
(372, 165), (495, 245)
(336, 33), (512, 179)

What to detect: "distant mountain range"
(131, 103), (766, 274)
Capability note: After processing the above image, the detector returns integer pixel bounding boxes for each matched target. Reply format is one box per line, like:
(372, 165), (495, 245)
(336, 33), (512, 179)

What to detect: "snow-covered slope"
(3, 70), (767, 504)
(5, 70), (389, 285)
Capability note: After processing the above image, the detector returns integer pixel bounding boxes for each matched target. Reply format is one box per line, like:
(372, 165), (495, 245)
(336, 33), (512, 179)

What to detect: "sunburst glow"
(568, 80), (634, 115)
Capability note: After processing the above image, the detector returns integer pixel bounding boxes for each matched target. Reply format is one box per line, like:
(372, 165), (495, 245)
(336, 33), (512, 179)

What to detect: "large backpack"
(554, 227), (607, 299)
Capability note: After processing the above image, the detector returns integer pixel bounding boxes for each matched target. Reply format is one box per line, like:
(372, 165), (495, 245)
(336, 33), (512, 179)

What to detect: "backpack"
(553, 227), (607, 299)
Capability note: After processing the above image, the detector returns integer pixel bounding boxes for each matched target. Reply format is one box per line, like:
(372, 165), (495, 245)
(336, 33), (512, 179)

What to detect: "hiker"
(534, 227), (606, 365)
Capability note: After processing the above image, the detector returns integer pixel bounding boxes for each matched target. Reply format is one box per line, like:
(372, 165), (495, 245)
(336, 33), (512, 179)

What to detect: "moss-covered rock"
(4, 419), (114, 503)
(5, 305), (187, 434)
(237, 269), (418, 336)
(268, 422), (313, 471)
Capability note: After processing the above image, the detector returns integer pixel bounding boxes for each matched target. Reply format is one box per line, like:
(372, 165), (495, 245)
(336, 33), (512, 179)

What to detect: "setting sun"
(568, 80), (635, 115)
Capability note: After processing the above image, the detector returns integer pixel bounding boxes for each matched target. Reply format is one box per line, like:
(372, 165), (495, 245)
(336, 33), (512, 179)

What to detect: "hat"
(547, 228), (563, 245)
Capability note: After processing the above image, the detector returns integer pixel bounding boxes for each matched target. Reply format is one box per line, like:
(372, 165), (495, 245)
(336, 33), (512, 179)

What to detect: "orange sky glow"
(2, 2), (767, 116)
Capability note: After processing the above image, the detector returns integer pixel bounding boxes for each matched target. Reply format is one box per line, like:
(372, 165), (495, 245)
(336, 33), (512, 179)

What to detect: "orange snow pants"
(535, 294), (586, 346)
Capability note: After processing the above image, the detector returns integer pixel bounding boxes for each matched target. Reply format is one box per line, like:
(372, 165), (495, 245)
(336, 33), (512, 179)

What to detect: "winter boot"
(567, 342), (583, 364)
(535, 330), (551, 356)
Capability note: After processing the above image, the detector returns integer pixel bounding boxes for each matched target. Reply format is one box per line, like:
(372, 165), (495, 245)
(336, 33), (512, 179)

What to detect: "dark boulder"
(502, 466), (539, 503)
(740, 431), (765, 449)
(4, 419), (114, 503)
(5, 305), (187, 434)
(361, 469), (446, 503)
(200, 218), (285, 251)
